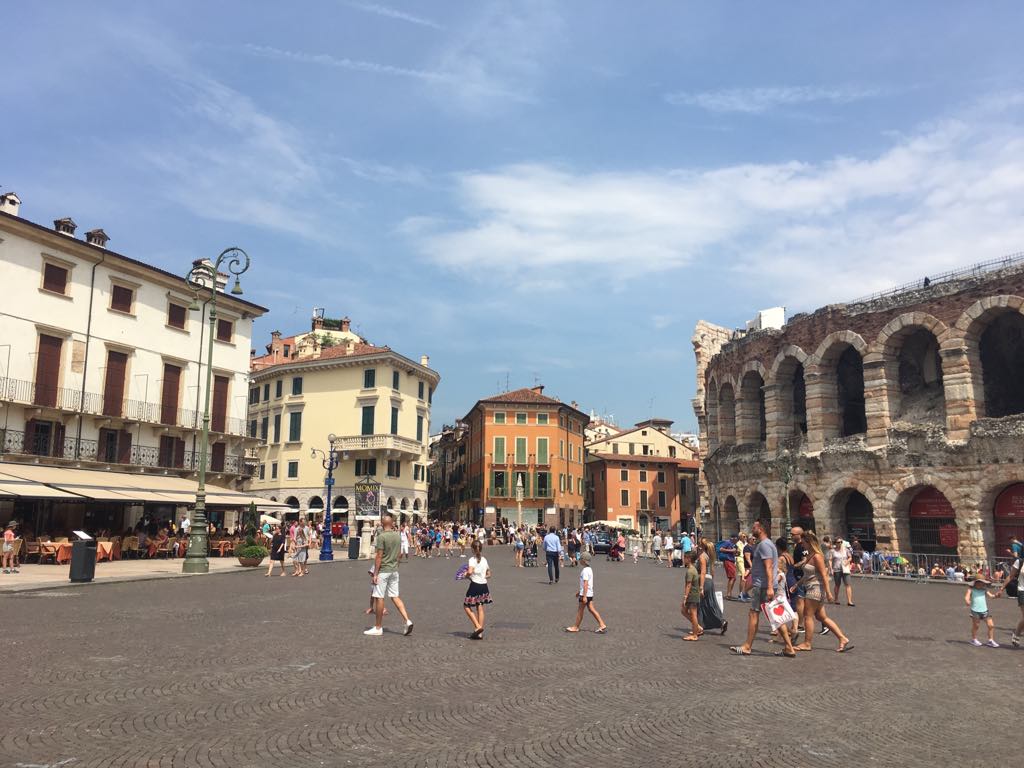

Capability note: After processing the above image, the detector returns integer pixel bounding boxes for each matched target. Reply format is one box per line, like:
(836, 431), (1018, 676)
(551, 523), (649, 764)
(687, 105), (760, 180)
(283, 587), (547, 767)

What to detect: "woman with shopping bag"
(794, 530), (852, 653)
(696, 538), (727, 634)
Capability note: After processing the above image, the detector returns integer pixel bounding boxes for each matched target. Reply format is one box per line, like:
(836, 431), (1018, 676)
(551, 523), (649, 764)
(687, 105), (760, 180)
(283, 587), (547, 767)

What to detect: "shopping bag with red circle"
(761, 594), (797, 631)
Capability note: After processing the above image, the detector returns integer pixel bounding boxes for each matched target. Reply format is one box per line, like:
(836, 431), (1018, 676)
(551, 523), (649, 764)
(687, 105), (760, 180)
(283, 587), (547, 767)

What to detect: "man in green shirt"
(364, 513), (414, 637)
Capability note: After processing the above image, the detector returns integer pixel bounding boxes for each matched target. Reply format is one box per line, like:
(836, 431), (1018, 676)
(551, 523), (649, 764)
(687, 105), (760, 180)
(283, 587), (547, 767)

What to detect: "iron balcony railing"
(0, 377), (249, 437)
(0, 428), (254, 477)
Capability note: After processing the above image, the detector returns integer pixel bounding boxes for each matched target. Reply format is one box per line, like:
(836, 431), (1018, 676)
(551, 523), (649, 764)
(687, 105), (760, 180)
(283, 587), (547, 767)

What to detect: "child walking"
(681, 551), (703, 640)
(464, 540), (492, 639)
(565, 553), (607, 633)
(966, 576), (999, 647)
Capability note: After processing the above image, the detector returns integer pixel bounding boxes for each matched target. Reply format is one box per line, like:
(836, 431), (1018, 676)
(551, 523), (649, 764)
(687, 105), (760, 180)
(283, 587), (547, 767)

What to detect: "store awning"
(0, 473), (85, 500)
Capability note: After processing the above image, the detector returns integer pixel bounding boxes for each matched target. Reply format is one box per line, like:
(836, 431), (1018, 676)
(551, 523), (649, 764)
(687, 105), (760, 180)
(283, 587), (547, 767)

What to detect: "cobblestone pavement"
(2, 549), (1021, 768)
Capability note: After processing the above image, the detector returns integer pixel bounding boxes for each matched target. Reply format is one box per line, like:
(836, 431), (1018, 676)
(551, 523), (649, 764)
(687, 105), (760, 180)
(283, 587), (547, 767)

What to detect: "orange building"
(585, 419), (700, 534)
(463, 386), (589, 528)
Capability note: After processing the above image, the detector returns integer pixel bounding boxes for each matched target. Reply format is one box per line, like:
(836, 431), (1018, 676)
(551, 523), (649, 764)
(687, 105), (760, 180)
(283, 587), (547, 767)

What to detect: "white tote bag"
(761, 594), (797, 631)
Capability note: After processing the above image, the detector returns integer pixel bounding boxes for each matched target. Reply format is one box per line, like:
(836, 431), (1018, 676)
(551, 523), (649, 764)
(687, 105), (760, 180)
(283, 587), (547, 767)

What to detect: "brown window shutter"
(175, 438), (186, 468)
(23, 419), (38, 454)
(43, 263), (68, 294)
(103, 351), (128, 416)
(117, 430), (133, 465)
(211, 375), (228, 432)
(216, 319), (233, 342)
(34, 335), (63, 407)
(210, 442), (226, 472)
(110, 285), (133, 313)
(161, 364), (181, 425)
(168, 303), (187, 329)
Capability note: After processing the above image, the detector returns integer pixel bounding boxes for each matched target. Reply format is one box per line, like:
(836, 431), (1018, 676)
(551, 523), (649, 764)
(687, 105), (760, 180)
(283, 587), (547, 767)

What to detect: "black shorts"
(578, 595), (594, 604)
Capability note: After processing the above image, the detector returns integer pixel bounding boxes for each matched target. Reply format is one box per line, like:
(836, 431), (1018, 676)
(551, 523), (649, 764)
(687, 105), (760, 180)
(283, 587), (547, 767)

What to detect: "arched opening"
(790, 490), (815, 532)
(285, 496), (299, 509)
(836, 346), (867, 437)
(400, 498), (409, 510)
(738, 371), (766, 445)
(721, 495), (740, 535)
(718, 383), (736, 445)
(308, 496), (324, 510)
(269, 496), (278, 502)
(980, 312), (1024, 417)
(994, 483), (1024, 558)
(747, 492), (771, 531)
(834, 489), (875, 551)
(413, 499), (421, 511)
(284, 496), (300, 521)
(386, 496), (396, 511)
(892, 328), (945, 425)
(333, 495), (349, 511)
(772, 357), (807, 442)
(907, 487), (958, 556)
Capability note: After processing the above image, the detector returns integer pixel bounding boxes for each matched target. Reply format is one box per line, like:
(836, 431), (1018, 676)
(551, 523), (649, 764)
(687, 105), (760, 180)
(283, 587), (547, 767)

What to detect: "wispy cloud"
(664, 85), (879, 114)
(347, 2), (443, 30)
(339, 157), (427, 186)
(406, 96), (1024, 306)
(242, 43), (451, 83)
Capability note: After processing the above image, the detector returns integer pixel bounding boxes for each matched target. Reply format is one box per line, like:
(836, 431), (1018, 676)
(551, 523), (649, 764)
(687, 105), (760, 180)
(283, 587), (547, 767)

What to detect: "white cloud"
(407, 100), (1024, 306)
(347, 2), (443, 29)
(664, 85), (878, 114)
(242, 43), (451, 83)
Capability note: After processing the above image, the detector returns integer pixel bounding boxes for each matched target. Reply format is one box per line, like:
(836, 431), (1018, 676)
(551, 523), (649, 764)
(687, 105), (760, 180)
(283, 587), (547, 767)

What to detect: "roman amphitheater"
(692, 255), (1024, 563)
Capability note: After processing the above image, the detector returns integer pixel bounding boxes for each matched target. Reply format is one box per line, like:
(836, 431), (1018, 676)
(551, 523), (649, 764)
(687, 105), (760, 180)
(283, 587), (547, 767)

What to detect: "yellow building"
(245, 312), (439, 522)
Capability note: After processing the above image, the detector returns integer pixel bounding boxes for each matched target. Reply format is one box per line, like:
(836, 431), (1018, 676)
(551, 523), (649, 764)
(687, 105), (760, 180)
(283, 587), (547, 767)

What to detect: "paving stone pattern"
(2, 552), (1021, 768)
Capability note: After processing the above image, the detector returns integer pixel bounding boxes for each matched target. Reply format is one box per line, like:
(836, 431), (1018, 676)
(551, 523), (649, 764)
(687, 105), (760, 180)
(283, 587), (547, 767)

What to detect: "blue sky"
(4, 2), (1024, 432)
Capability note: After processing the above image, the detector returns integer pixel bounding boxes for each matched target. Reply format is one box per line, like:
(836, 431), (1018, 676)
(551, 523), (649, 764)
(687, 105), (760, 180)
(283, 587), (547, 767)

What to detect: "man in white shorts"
(399, 524), (410, 560)
(364, 513), (414, 637)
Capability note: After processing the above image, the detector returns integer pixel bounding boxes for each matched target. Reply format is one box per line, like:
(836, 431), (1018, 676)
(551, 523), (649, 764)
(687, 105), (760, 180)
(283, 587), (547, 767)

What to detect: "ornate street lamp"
(312, 434), (339, 561)
(774, 448), (796, 541)
(182, 247), (250, 575)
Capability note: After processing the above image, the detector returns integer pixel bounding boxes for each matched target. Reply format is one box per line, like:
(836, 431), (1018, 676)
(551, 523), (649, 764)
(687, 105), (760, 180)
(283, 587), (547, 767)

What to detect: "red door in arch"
(908, 487), (958, 556)
(994, 484), (1024, 559)
(793, 493), (815, 532)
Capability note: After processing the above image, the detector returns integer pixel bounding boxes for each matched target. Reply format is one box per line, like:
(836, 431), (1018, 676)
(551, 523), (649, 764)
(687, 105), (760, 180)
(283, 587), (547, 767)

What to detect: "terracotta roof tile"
(479, 387), (563, 405)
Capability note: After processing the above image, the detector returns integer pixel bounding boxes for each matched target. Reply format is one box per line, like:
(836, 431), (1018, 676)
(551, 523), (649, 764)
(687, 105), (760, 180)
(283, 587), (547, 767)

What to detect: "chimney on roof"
(531, 385), (544, 395)
(341, 316), (351, 332)
(420, 355), (430, 367)
(311, 315), (324, 332)
(85, 228), (109, 248)
(0, 191), (21, 217)
(54, 217), (77, 237)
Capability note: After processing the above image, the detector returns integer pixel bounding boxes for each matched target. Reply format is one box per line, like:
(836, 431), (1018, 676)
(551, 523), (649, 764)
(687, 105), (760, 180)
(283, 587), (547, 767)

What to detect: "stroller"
(524, 542), (538, 567)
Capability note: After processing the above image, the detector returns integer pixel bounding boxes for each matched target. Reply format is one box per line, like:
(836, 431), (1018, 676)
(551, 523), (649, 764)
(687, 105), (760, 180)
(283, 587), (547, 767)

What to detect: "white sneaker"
(363, 627), (383, 636)
(970, 638), (983, 647)
(987, 639), (1000, 648)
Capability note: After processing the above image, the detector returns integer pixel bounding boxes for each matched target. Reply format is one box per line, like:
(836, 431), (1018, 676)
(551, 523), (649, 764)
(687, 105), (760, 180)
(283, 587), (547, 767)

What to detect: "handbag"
(761, 594), (797, 632)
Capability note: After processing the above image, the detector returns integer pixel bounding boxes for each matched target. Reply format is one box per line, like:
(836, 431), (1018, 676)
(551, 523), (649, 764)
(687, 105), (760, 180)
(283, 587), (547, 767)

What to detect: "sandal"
(729, 646), (751, 655)
(564, 627), (580, 633)
(837, 642), (854, 653)
(595, 627), (608, 634)
(683, 634), (700, 641)
(775, 650), (797, 658)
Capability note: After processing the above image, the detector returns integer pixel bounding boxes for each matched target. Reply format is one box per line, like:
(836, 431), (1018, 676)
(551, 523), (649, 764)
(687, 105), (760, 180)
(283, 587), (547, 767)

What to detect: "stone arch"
(811, 332), (869, 440)
(744, 488), (772, 531)
(823, 476), (881, 545)
(413, 498), (421, 511)
(737, 366), (767, 445)
(717, 380), (737, 446)
(284, 497), (300, 518)
(788, 483), (817, 532)
(400, 498), (410, 510)
(333, 495), (349, 511)
(886, 473), (967, 557)
(308, 496), (324, 510)
(768, 347), (810, 443)
(873, 313), (950, 428)
(953, 295), (1024, 419)
(386, 496), (397, 510)
(976, 467), (1024, 561)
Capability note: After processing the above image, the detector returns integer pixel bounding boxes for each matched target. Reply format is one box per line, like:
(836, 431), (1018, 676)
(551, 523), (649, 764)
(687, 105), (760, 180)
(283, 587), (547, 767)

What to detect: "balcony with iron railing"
(0, 428), (255, 477)
(0, 376), (249, 437)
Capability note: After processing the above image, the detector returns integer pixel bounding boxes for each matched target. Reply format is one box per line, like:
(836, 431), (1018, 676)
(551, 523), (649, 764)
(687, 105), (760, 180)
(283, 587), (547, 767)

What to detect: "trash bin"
(70, 538), (97, 583)
(348, 536), (361, 560)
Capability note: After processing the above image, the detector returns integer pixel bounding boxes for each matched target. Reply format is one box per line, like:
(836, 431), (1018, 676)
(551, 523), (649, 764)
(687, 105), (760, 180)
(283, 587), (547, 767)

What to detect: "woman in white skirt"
(464, 539), (492, 639)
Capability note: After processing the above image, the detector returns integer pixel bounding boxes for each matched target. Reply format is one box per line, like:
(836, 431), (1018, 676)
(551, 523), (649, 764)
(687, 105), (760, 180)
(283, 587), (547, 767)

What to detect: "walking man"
(364, 513), (414, 637)
(730, 519), (796, 657)
(720, 535), (738, 599)
(543, 527), (563, 585)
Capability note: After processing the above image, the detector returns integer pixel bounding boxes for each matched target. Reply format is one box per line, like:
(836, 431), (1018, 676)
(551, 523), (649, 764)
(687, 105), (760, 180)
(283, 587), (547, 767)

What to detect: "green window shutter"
(494, 437), (505, 463)
(537, 438), (548, 464)
(361, 405), (375, 435)
(515, 437), (527, 464)
(289, 412), (302, 441)
(391, 407), (399, 435)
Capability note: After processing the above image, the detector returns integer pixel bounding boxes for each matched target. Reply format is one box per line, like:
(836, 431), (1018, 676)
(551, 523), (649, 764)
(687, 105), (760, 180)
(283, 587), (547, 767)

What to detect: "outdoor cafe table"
(39, 541), (73, 564)
(211, 539), (237, 557)
(96, 541), (115, 561)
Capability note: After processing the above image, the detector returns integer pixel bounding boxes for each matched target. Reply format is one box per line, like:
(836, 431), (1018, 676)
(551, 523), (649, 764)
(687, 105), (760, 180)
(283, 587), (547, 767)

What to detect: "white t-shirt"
(578, 565), (594, 597)
(652, 534), (662, 550)
(663, 536), (673, 551)
(468, 556), (489, 584)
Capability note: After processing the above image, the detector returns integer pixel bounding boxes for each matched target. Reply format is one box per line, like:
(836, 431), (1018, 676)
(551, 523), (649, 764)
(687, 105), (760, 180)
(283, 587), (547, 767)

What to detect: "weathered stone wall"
(694, 262), (1024, 561)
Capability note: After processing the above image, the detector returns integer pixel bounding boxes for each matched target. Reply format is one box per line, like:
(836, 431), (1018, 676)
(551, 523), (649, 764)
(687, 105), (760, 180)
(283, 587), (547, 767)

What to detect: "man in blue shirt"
(543, 529), (563, 585)
(730, 519), (796, 657)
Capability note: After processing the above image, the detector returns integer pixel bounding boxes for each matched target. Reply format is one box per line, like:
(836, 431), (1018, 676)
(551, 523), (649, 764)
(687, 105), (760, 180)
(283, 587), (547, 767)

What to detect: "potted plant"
(237, 535), (268, 567)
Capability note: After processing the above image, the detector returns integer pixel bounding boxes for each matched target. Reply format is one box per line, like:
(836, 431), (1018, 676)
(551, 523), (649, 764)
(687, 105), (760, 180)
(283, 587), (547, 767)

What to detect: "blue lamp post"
(311, 434), (339, 561)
